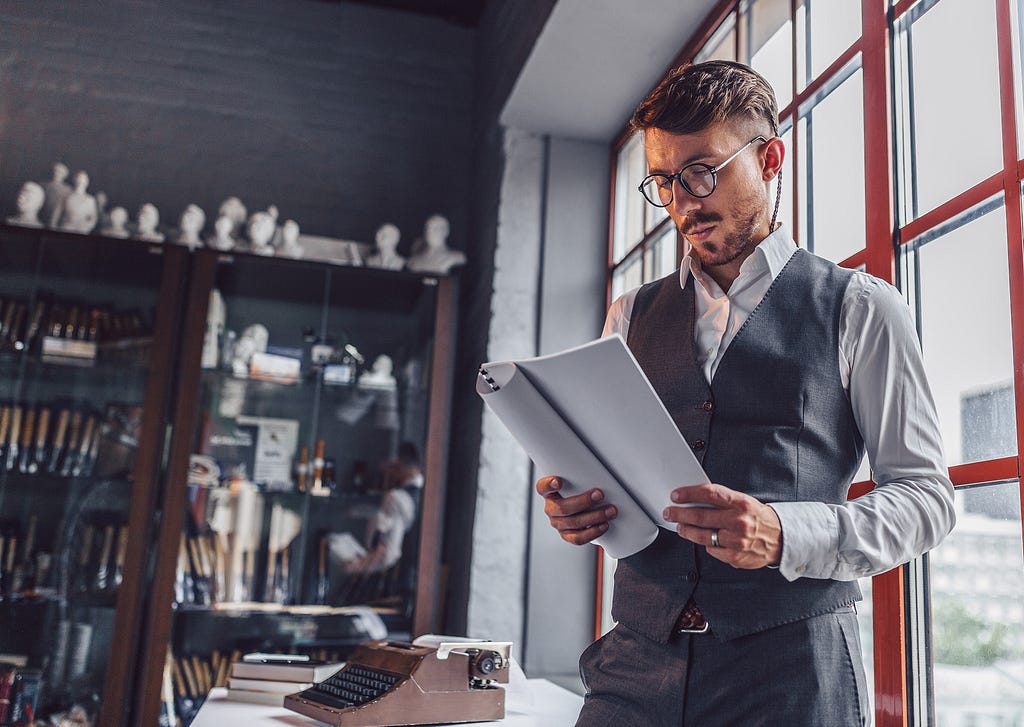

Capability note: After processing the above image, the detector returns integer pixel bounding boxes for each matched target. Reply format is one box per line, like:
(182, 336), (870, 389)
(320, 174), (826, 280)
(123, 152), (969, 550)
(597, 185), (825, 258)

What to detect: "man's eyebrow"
(648, 149), (715, 174)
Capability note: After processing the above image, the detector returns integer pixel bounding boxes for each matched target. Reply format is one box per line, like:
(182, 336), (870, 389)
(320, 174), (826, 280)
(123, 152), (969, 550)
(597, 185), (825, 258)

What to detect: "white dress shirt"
(603, 225), (956, 582)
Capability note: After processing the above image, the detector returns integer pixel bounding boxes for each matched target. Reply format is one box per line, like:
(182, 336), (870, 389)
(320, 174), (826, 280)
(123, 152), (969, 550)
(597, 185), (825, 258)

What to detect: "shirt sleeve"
(771, 274), (956, 581)
(603, 290), (637, 338)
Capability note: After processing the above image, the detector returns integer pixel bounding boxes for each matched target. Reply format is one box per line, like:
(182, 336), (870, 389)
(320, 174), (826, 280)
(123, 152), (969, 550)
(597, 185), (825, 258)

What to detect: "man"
(536, 60), (954, 726)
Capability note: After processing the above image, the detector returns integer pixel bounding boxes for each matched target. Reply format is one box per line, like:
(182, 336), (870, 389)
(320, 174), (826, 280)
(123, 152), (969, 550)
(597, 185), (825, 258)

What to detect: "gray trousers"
(576, 605), (869, 727)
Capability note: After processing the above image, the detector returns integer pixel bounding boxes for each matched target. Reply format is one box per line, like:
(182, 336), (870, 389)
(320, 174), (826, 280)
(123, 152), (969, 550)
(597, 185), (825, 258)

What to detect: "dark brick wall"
(0, 0), (475, 250)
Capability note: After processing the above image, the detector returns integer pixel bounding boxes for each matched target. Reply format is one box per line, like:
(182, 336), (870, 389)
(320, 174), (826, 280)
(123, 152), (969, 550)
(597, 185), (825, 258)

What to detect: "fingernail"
(591, 490), (604, 502)
(604, 507), (616, 519)
(599, 523), (609, 532)
(663, 507), (673, 520)
(671, 491), (682, 503)
(551, 478), (561, 490)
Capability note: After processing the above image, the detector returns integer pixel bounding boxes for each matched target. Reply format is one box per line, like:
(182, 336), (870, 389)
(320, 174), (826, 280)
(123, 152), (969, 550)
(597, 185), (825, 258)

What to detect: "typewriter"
(284, 638), (513, 726)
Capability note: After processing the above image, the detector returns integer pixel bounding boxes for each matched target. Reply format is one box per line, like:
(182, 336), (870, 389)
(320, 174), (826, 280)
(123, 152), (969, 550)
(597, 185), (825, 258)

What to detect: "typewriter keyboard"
(305, 665), (402, 709)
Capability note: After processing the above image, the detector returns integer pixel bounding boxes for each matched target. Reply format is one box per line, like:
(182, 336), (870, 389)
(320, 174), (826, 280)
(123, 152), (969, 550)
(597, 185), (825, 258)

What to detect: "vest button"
(686, 570), (697, 583)
(702, 400), (713, 412)
(692, 440), (705, 450)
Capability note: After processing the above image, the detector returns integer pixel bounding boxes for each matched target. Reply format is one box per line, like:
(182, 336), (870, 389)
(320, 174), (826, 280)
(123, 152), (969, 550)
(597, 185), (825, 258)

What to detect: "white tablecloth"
(191, 678), (583, 727)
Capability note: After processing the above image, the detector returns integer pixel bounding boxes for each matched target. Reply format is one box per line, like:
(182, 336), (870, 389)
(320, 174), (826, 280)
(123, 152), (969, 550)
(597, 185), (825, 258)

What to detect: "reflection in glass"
(907, 200), (1015, 466)
(893, 0), (1001, 219)
(795, 0), (861, 90)
(741, 0), (793, 109)
(929, 482), (1024, 724)
(797, 66), (865, 264)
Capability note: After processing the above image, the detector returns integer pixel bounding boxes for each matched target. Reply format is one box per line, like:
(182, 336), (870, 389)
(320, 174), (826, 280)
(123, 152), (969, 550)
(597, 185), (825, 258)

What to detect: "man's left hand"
(662, 483), (782, 569)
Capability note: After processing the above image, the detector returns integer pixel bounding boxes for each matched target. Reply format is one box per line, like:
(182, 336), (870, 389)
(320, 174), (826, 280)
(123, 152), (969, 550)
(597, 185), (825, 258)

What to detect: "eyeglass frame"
(638, 135), (769, 207)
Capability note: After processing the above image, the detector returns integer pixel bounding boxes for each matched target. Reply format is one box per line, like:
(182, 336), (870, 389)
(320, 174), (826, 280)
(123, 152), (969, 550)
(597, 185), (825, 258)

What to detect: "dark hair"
(630, 60), (778, 137)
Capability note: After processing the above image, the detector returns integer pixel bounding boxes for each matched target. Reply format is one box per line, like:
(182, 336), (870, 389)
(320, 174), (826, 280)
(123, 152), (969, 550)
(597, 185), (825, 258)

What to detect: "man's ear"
(762, 136), (785, 181)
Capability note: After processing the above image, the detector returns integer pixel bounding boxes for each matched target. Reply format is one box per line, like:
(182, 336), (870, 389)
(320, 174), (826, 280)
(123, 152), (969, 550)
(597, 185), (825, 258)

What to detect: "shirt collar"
(677, 223), (797, 291)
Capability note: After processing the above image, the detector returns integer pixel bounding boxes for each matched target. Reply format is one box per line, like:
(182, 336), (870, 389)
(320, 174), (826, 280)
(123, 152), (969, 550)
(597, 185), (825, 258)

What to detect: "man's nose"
(670, 179), (703, 217)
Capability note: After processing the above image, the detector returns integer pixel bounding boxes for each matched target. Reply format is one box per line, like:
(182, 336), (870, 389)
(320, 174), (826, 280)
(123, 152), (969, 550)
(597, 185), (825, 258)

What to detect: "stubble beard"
(682, 198), (766, 269)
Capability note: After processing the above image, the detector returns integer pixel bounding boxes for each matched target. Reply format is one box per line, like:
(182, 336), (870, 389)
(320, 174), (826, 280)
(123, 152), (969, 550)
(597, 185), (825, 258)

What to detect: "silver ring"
(710, 529), (720, 548)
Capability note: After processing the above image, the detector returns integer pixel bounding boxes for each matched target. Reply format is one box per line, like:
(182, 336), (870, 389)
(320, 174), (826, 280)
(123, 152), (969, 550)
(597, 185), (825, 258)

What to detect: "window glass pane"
(614, 133), (648, 263)
(909, 201), (1016, 466)
(778, 126), (795, 242)
(795, 0), (861, 90)
(611, 251), (644, 301)
(648, 226), (678, 283)
(895, 0), (1002, 217)
(646, 196), (669, 233)
(929, 482), (1024, 723)
(741, 0), (793, 110)
(1014, 0), (1024, 161)
(797, 68), (865, 263)
(696, 11), (737, 63)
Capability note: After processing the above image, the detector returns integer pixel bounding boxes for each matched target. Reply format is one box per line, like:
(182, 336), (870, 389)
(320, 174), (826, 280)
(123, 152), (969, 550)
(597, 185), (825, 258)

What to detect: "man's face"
(644, 122), (772, 271)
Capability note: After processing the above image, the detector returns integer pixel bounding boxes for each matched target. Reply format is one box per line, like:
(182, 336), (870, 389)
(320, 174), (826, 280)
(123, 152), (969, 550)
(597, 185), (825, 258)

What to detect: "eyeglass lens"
(642, 165), (716, 206)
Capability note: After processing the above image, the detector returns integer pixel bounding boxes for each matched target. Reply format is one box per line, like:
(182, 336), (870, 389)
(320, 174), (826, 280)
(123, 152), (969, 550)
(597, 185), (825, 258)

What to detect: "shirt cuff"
(769, 501), (839, 581)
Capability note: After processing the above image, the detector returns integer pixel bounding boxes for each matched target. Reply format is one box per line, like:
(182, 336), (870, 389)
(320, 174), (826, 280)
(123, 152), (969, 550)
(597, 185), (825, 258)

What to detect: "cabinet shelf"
(0, 227), (458, 726)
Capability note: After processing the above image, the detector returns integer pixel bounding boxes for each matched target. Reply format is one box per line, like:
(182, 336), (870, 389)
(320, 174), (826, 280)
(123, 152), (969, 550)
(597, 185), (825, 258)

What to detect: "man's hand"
(662, 483), (782, 569)
(536, 476), (618, 546)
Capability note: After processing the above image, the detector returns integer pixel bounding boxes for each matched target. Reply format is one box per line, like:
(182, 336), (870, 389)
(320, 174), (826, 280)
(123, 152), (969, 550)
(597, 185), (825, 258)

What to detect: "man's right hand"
(535, 476), (617, 545)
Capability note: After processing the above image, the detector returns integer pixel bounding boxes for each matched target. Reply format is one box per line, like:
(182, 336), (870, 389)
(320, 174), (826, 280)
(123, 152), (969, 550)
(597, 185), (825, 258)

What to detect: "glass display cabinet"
(0, 224), (189, 726)
(134, 248), (457, 724)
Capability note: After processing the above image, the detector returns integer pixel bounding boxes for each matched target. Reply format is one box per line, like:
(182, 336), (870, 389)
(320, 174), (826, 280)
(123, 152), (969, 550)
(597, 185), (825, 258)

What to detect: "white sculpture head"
(282, 219), (300, 245)
(218, 197), (247, 233)
(247, 211), (275, 248)
(179, 204), (206, 235)
(109, 206), (128, 229)
(138, 203), (159, 234)
(72, 171), (89, 193)
(16, 181), (45, 216)
(371, 354), (394, 377)
(375, 223), (400, 255)
(51, 162), (69, 184)
(424, 214), (450, 249)
(214, 214), (233, 238)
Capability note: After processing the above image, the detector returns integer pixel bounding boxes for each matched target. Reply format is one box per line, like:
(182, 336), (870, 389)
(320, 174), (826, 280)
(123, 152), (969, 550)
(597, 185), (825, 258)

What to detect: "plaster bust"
(231, 323), (270, 376)
(7, 181), (45, 227)
(56, 171), (99, 234)
(247, 211), (276, 256)
(101, 206), (130, 238)
(406, 214), (465, 274)
(217, 197), (248, 240)
(367, 223), (406, 271)
(279, 219), (304, 259)
(358, 354), (397, 390)
(176, 204), (207, 249)
(134, 203), (165, 242)
(42, 162), (72, 228)
(207, 214), (235, 251)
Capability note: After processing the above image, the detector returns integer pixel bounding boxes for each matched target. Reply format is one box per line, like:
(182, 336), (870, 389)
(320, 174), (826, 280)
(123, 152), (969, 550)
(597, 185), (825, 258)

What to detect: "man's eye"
(657, 177), (674, 189)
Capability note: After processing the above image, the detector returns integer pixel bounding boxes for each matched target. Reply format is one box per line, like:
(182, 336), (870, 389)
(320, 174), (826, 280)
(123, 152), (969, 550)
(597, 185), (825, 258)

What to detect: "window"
(605, 1), (1024, 724)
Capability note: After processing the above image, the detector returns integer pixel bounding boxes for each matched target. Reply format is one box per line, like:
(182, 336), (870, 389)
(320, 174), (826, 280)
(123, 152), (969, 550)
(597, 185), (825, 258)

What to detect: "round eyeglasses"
(638, 136), (767, 207)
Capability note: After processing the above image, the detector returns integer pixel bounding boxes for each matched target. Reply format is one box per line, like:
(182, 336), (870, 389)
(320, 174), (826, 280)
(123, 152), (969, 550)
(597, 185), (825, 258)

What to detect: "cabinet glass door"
(146, 250), (453, 723)
(0, 225), (186, 726)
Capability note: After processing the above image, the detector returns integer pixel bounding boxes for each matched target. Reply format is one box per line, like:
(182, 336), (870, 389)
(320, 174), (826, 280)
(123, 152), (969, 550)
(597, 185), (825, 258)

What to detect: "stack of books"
(227, 653), (345, 706)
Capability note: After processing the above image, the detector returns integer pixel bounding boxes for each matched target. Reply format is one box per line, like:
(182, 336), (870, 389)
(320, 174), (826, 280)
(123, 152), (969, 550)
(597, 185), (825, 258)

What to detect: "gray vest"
(616, 249), (864, 642)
